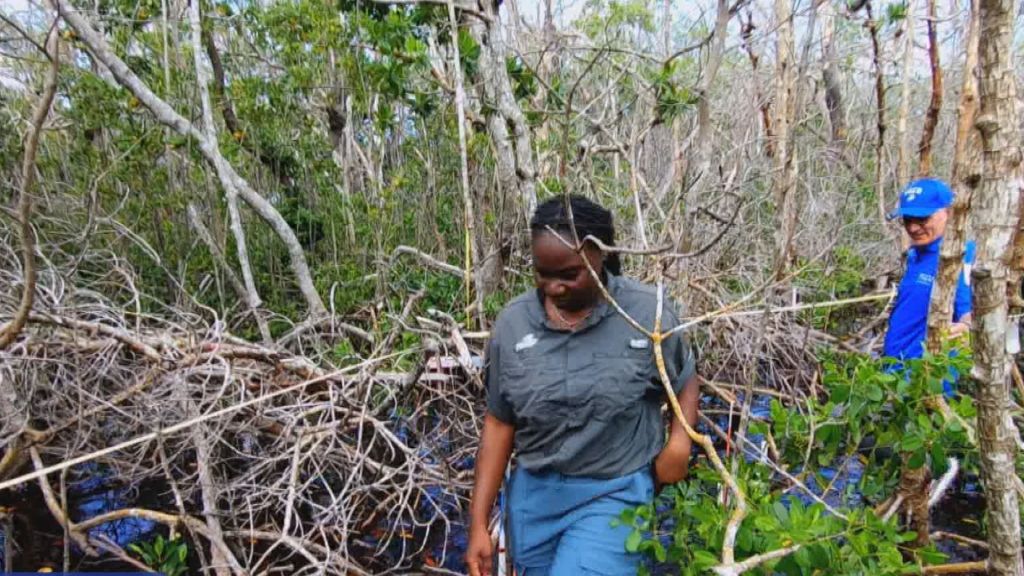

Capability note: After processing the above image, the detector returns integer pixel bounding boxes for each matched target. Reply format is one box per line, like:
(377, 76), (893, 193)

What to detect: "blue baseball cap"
(888, 178), (954, 219)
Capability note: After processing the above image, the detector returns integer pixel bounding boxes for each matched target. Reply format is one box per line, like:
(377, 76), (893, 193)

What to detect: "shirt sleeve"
(954, 241), (976, 322)
(484, 335), (516, 424)
(664, 300), (698, 395)
(954, 273), (972, 322)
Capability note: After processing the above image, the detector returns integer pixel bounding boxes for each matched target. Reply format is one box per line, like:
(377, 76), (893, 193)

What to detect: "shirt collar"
(909, 236), (943, 262)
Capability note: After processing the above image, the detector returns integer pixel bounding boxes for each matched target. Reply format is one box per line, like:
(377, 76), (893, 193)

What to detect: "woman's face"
(531, 231), (604, 311)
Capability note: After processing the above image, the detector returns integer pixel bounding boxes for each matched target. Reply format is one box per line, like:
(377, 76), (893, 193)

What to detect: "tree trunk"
(467, 0), (538, 297)
(916, 0), (942, 176)
(895, 0), (917, 186)
(972, 0), (1024, 573)
(864, 0), (894, 262)
(820, 0), (846, 155)
(188, 0), (272, 344)
(468, 0), (538, 217)
(741, 11), (774, 158)
(925, 0), (980, 354)
(772, 0), (798, 278)
(448, 0), (485, 326)
(679, 0), (731, 255)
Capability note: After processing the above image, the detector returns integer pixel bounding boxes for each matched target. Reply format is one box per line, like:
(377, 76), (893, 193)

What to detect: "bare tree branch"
(53, 0), (328, 317)
(0, 21), (57, 350)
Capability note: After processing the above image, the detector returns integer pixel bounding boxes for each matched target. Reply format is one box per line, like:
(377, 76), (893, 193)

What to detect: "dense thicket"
(2, 0), (1022, 574)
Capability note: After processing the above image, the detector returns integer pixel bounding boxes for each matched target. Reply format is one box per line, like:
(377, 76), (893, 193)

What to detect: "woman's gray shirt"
(485, 275), (697, 479)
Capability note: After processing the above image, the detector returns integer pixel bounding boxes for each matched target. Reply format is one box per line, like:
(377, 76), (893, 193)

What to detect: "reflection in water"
(71, 463), (158, 548)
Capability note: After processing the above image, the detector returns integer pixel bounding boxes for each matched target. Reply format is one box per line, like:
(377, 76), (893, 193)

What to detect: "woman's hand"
(654, 375), (701, 491)
(466, 414), (514, 576)
(653, 440), (690, 489)
(465, 523), (494, 576)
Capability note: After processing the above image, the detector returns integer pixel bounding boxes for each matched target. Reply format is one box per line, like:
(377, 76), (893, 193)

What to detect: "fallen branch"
(920, 561), (988, 575)
(390, 245), (464, 277)
(29, 446), (95, 556)
(711, 544), (802, 576)
(0, 352), (400, 492)
(931, 531), (989, 550)
(27, 311), (163, 362)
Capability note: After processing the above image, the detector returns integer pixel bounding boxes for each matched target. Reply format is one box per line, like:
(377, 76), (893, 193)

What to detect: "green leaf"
(930, 443), (947, 468)
(831, 384), (850, 403)
(619, 507), (636, 525)
(865, 384), (884, 402)
(807, 543), (830, 567)
(772, 501), (790, 524)
(625, 529), (642, 552)
(752, 513), (780, 532)
(693, 550), (718, 569)
(916, 546), (948, 565)
(901, 434), (924, 453)
(908, 448), (927, 469)
(652, 540), (667, 562)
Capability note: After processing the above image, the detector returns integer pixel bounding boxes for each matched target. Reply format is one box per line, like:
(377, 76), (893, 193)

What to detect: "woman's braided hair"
(529, 195), (622, 276)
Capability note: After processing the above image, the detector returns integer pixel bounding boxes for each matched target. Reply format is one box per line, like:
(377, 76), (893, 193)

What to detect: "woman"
(465, 196), (701, 576)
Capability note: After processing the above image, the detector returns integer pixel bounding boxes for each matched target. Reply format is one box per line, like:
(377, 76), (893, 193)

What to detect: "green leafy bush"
(129, 534), (189, 576)
(623, 347), (975, 574)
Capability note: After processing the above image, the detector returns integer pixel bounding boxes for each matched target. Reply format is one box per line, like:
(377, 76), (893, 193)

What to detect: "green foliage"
(579, 0), (655, 37)
(129, 534), (189, 576)
(622, 464), (938, 575)
(795, 246), (872, 332)
(625, 348), (975, 574)
(652, 62), (698, 124)
(507, 57), (538, 101)
(457, 28), (482, 77)
(886, 1), (909, 25)
(819, 347), (975, 475)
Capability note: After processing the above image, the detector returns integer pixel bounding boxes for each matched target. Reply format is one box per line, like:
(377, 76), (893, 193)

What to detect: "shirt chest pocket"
(592, 345), (656, 382)
(499, 354), (569, 425)
(573, 347), (655, 421)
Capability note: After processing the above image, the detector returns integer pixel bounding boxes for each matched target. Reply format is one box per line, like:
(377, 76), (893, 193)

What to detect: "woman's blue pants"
(506, 465), (653, 575)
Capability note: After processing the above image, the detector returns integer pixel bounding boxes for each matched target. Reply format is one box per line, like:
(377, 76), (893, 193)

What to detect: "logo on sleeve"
(515, 333), (538, 352)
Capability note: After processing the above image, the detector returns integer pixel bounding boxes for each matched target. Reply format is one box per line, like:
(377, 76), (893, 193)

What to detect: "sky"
(0, 0), (980, 92)
(3, 0), (31, 15)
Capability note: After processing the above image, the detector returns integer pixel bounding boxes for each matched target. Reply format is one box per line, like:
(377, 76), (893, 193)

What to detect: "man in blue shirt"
(884, 178), (974, 392)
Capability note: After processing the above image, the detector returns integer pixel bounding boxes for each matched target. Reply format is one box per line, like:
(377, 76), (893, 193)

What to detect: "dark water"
(0, 396), (986, 573)
(0, 463), (159, 571)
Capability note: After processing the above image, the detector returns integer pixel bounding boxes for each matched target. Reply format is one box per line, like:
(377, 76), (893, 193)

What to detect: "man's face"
(902, 208), (948, 246)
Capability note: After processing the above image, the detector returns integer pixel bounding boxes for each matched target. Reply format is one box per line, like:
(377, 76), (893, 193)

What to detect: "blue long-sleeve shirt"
(883, 237), (975, 361)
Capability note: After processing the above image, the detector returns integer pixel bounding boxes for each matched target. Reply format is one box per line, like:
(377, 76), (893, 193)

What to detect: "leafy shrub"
(129, 534), (189, 576)
(622, 347), (974, 574)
